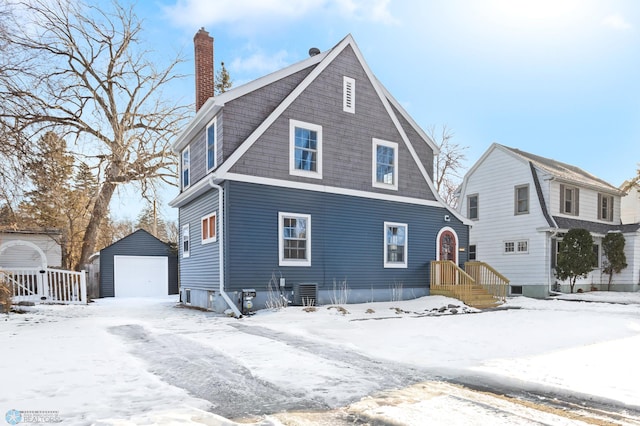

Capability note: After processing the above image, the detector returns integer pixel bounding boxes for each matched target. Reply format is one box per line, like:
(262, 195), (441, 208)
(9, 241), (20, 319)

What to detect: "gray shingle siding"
(229, 46), (435, 200)
(179, 189), (220, 291)
(224, 181), (467, 293)
(99, 229), (178, 297)
(221, 67), (315, 161)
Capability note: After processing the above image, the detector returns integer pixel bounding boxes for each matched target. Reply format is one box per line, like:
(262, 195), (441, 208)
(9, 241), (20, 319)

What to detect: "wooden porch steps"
(430, 261), (509, 310)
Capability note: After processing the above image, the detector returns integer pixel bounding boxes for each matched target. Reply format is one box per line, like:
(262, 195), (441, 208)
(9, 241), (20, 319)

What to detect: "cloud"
(230, 49), (291, 75)
(601, 14), (632, 31)
(162, 0), (397, 29)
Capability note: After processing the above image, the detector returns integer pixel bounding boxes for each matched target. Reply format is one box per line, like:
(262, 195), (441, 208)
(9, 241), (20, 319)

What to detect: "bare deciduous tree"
(0, 0), (190, 268)
(429, 125), (468, 208)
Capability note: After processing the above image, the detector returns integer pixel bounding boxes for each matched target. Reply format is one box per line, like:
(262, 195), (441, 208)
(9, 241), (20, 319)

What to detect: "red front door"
(439, 230), (456, 262)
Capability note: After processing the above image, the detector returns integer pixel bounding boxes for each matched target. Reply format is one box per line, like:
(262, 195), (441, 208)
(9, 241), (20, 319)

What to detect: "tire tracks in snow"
(108, 324), (330, 419)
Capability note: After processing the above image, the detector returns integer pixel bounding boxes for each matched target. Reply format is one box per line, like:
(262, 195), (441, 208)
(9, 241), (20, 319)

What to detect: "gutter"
(207, 177), (242, 318)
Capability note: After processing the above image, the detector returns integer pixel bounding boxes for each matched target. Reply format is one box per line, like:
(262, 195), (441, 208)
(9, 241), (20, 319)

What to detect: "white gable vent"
(343, 76), (355, 114)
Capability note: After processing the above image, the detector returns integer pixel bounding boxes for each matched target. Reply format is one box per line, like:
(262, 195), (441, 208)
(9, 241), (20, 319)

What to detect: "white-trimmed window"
(289, 119), (322, 179)
(384, 222), (407, 268)
(181, 146), (190, 190)
(278, 212), (311, 266)
(206, 118), (217, 172)
(343, 76), (355, 113)
(201, 212), (217, 244)
(182, 224), (190, 258)
(373, 139), (398, 190)
(504, 240), (528, 254)
(468, 194), (478, 220)
(515, 184), (529, 215)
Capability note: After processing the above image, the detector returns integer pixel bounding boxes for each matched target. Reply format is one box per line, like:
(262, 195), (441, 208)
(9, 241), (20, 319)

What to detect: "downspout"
(208, 177), (242, 317)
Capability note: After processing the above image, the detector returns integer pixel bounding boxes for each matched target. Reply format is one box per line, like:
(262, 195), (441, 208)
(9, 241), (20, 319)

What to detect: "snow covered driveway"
(2, 294), (640, 425)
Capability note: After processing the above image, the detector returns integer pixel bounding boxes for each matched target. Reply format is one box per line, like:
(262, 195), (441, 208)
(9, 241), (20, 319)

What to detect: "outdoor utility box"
(241, 288), (256, 315)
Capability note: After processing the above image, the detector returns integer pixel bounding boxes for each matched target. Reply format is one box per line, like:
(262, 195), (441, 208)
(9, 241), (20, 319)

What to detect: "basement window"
(510, 285), (523, 295)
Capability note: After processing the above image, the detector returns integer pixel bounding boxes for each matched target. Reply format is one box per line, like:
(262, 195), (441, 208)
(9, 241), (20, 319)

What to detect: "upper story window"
(182, 224), (190, 258)
(467, 194), (479, 220)
(343, 76), (355, 113)
(560, 184), (579, 216)
(181, 146), (190, 190)
(372, 139), (398, 190)
(384, 222), (407, 268)
(289, 119), (322, 179)
(279, 212), (311, 267)
(598, 193), (613, 222)
(201, 212), (217, 244)
(206, 118), (217, 172)
(515, 184), (529, 215)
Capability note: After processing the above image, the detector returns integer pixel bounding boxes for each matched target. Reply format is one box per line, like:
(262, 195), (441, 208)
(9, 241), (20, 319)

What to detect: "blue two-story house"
(170, 30), (471, 314)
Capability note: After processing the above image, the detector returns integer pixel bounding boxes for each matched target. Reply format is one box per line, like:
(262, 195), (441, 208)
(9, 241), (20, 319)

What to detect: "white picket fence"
(1, 268), (87, 305)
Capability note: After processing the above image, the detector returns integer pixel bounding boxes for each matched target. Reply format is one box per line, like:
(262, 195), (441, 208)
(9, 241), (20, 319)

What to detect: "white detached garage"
(100, 229), (178, 298)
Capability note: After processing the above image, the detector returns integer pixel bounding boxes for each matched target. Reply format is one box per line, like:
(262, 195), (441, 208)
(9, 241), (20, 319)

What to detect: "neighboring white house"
(0, 229), (62, 269)
(457, 143), (640, 297)
(621, 181), (640, 225)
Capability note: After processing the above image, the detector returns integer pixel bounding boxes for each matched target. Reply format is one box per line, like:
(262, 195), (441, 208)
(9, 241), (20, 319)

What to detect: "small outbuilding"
(99, 229), (178, 297)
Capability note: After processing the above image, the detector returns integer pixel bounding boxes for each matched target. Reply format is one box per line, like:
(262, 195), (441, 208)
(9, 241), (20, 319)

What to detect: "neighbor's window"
(279, 212), (311, 266)
(384, 222), (408, 268)
(505, 240), (528, 254)
(598, 193), (614, 222)
(504, 241), (515, 253)
(182, 224), (190, 258)
(181, 146), (190, 190)
(560, 184), (579, 216)
(373, 139), (398, 190)
(468, 194), (479, 220)
(468, 244), (477, 261)
(201, 212), (217, 244)
(206, 118), (217, 172)
(289, 119), (322, 179)
(592, 244), (600, 268)
(343, 76), (355, 113)
(515, 184), (529, 215)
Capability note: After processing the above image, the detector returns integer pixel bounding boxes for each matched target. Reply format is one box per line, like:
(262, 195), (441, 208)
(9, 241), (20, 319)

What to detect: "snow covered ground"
(1, 292), (640, 425)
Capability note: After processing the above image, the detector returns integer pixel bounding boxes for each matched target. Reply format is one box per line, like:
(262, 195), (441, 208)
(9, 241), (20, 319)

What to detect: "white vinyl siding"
(459, 147), (549, 287)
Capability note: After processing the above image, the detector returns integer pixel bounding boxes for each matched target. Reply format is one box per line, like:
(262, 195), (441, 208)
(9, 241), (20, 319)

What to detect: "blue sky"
(113, 0), (640, 220)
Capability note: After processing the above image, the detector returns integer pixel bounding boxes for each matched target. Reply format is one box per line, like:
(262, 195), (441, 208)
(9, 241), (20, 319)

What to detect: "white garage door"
(114, 255), (168, 297)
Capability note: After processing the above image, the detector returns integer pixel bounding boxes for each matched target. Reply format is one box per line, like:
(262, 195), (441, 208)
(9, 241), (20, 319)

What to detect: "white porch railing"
(1, 268), (87, 305)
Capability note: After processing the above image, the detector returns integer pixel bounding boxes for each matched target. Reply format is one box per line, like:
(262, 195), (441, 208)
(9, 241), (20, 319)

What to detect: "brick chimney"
(194, 27), (214, 112)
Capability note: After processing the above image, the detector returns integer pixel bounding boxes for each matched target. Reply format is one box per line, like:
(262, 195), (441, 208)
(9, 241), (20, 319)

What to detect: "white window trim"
(384, 221), (408, 268)
(181, 146), (190, 190)
(343, 76), (355, 113)
(514, 184), (529, 215)
(206, 117), (217, 173)
(278, 212), (311, 267)
(182, 224), (190, 258)
(201, 212), (217, 244)
(372, 139), (399, 191)
(289, 119), (323, 179)
(467, 194), (479, 220)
